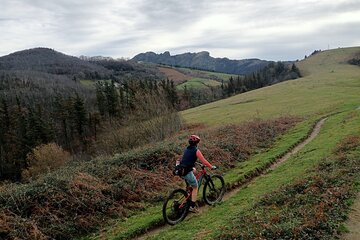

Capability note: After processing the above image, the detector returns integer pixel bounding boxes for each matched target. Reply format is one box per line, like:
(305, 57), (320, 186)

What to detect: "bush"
(22, 143), (72, 180)
(348, 58), (360, 66)
(0, 117), (299, 239)
(217, 135), (360, 240)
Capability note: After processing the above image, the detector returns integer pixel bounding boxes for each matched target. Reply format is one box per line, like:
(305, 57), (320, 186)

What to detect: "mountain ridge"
(133, 51), (271, 75)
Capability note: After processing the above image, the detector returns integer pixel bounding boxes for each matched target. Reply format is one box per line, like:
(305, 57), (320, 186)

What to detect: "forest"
(0, 48), (301, 182)
(0, 48), (179, 181)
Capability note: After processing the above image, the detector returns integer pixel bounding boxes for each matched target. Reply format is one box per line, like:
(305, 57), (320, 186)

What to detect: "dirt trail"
(342, 192), (360, 239)
(135, 118), (327, 240)
(223, 118), (327, 201)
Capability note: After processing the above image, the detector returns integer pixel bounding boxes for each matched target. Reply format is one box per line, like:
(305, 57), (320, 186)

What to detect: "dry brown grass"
(0, 117), (299, 239)
(158, 67), (191, 83)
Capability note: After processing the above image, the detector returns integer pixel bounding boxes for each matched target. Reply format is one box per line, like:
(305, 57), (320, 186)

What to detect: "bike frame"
(179, 165), (209, 208)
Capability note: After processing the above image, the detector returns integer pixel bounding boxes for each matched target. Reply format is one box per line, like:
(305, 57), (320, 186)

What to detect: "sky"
(1, 0), (360, 61)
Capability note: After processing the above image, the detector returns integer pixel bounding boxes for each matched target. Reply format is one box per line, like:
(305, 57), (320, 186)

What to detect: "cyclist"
(179, 134), (217, 212)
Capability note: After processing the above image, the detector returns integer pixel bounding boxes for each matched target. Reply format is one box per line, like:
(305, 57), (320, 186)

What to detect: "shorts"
(183, 171), (198, 188)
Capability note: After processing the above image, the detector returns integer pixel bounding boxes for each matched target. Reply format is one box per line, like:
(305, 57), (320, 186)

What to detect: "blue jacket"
(180, 145), (197, 170)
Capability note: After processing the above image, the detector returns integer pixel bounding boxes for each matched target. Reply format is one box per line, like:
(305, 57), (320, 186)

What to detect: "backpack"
(173, 165), (187, 176)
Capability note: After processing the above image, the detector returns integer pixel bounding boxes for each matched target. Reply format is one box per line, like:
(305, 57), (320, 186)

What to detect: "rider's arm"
(196, 150), (213, 168)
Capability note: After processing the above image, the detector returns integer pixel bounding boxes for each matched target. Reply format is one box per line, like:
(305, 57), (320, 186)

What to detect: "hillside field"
(182, 47), (360, 125)
(157, 66), (238, 90)
(81, 47), (360, 240)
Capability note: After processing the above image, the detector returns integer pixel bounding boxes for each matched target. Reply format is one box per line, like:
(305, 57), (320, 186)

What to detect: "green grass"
(177, 67), (239, 81)
(201, 71), (238, 81)
(181, 47), (360, 126)
(218, 135), (360, 239)
(84, 47), (360, 239)
(223, 117), (315, 185)
(82, 204), (163, 240)
(175, 67), (239, 90)
(176, 78), (221, 90)
(146, 110), (360, 239)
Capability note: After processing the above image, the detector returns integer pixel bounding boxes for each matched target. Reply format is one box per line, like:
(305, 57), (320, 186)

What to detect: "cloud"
(0, 0), (359, 60)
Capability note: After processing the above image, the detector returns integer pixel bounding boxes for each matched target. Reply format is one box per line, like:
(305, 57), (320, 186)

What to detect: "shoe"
(189, 206), (199, 213)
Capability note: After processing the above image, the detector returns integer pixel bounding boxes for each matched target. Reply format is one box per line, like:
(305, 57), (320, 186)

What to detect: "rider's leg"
(192, 187), (198, 202)
(191, 167), (198, 202)
(184, 171), (199, 211)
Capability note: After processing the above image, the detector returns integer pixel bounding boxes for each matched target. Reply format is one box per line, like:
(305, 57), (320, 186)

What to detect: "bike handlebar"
(195, 162), (218, 170)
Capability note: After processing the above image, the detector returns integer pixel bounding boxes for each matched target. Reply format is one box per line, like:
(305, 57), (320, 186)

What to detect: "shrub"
(216, 135), (360, 240)
(22, 143), (72, 180)
(0, 117), (299, 239)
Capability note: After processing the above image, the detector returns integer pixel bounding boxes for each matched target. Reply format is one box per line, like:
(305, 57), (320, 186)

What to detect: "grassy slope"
(85, 47), (360, 239)
(182, 47), (360, 126)
(146, 47), (360, 239)
(149, 110), (360, 239)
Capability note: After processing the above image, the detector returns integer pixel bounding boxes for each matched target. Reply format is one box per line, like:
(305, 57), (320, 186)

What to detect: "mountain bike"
(163, 164), (225, 225)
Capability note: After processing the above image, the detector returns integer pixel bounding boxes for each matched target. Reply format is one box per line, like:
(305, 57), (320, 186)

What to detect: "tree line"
(178, 62), (301, 109)
(0, 74), (179, 181)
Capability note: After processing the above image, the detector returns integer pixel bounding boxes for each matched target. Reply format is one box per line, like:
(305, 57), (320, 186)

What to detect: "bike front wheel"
(203, 174), (225, 205)
(162, 189), (190, 225)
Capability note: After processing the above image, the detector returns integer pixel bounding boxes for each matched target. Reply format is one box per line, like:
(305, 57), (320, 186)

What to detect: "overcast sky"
(1, 0), (360, 61)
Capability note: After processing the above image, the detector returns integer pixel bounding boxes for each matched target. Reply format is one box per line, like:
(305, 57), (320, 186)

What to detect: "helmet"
(189, 135), (200, 143)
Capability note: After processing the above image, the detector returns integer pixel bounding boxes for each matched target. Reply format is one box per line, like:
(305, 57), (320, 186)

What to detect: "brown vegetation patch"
(217, 134), (360, 240)
(158, 67), (191, 83)
(0, 117), (300, 239)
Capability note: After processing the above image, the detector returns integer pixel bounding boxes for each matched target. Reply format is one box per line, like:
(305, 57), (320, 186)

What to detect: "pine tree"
(227, 76), (235, 96)
(105, 81), (118, 117)
(291, 63), (301, 77)
(95, 82), (106, 116)
(169, 80), (179, 107)
(72, 94), (87, 140)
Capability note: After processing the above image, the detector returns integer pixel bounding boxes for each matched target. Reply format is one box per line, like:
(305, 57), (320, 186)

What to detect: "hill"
(0, 48), (111, 78)
(133, 51), (270, 75)
(87, 47), (360, 239)
(0, 48), (164, 82)
(182, 47), (360, 125)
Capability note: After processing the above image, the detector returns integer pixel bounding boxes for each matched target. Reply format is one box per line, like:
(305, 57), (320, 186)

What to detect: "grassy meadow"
(176, 77), (222, 90)
(98, 47), (360, 239)
(182, 47), (360, 126)
(177, 67), (238, 81)
(160, 67), (238, 90)
(82, 47), (360, 239)
(147, 110), (360, 239)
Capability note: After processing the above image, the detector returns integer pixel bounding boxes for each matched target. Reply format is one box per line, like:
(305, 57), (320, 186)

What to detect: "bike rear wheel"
(203, 174), (225, 205)
(162, 189), (190, 225)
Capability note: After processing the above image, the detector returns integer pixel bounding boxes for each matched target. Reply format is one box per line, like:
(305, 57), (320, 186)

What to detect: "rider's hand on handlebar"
(211, 165), (217, 170)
